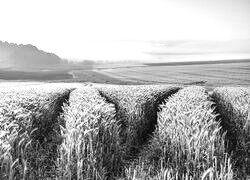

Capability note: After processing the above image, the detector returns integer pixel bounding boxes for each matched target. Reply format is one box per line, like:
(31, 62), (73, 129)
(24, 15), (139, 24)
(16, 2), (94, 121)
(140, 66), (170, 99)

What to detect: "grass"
(212, 87), (250, 177)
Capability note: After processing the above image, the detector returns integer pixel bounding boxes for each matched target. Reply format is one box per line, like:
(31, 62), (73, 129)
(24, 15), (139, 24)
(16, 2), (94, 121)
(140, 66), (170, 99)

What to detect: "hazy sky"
(0, 0), (250, 61)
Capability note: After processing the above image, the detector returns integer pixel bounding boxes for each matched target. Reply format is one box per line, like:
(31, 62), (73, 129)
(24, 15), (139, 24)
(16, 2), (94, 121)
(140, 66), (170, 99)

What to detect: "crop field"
(0, 69), (73, 81)
(1, 60), (250, 87)
(212, 87), (250, 177)
(0, 85), (74, 179)
(0, 82), (249, 179)
(94, 61), (250, 86)
(96, 84), (180, 157)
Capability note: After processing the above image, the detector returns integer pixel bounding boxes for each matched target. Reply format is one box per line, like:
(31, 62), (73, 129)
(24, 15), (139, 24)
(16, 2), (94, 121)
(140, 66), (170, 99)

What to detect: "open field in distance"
(1, 59), (250, 87)
(94, 60), (250, 87)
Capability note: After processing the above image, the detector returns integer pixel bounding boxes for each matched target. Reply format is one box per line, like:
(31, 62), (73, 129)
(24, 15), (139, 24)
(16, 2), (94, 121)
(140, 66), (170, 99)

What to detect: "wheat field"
(0, 83), (249, 179)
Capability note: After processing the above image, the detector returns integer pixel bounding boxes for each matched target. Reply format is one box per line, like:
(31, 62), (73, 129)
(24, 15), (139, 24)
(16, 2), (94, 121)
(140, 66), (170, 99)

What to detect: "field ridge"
(0, 83), (249, 179)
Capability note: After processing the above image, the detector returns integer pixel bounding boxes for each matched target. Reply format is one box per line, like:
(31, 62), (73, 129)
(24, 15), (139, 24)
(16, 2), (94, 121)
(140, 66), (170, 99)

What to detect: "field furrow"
(1, 83), (249, 179)
(97, 85), (180, 158)
(129, 86), (233, 179)
(58, 86), (122, 179)
(212, 87), (250, 177)
(0, 85), (73, 179)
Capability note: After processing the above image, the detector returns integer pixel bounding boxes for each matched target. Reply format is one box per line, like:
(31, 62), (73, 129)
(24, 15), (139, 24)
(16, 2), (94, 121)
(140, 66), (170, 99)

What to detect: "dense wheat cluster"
(97, 85), (179, 158)
(212, 87), (250, 178)
(57, 87), (122, 179)
(0, 83), (249, 179)
(0, 85), (72, 179)
(126, 86), (233, 179)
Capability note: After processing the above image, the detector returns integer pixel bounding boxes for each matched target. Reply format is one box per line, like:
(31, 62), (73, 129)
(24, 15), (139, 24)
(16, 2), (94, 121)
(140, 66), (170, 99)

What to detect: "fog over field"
(1, 0), (250, 83)
(1, 0), (250, 62)
(1, 38), (250, 86)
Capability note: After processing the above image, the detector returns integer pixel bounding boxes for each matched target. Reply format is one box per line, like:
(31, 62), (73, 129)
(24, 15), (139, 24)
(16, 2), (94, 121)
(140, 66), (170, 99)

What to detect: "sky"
(0, 0), (250, 61)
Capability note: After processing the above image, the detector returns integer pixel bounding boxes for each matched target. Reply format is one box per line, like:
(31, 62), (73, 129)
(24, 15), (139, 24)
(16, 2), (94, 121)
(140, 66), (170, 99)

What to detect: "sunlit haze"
(0, 0), (250, 61)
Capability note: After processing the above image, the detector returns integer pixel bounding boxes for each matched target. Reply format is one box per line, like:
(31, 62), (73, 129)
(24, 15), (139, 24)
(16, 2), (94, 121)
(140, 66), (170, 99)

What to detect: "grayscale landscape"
(0, 0), (249, 179)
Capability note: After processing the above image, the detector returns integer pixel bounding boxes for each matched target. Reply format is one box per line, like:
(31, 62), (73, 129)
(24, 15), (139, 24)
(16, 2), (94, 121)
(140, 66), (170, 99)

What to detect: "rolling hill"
(0, 40), (62, 69)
